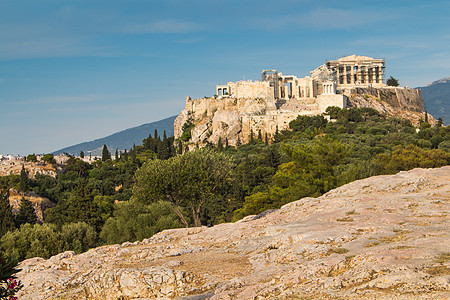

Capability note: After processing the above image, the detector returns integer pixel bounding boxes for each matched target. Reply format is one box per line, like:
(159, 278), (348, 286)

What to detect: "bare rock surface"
(17, 167), (450, 299)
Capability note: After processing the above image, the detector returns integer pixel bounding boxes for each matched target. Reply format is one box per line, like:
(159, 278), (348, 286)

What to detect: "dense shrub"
(0, 222), (97, 261)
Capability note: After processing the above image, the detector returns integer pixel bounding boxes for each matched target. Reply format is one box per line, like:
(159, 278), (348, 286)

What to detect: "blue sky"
(1, 0), (449, 155)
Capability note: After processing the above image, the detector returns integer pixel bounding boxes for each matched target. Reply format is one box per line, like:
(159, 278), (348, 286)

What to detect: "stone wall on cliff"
(174, 86), (427, 148)
(344, 87), (434, 126)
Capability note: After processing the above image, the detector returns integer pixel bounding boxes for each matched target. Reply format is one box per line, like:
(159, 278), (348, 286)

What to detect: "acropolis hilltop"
(216, 55), (386, 101)
(174, 55), (427, 148)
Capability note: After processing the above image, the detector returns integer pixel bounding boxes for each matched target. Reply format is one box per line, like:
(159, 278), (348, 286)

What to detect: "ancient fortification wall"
(175, 55), (428, 147)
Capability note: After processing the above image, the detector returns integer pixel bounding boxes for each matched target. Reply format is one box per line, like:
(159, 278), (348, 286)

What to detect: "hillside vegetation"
(1, 107), (449, 261)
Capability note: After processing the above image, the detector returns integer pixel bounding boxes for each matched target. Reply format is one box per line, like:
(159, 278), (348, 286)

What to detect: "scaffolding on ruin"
(262, 70), (280, 100)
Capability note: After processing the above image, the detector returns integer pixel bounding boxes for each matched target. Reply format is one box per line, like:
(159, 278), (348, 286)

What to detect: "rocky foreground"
(18, 167), (450, 299)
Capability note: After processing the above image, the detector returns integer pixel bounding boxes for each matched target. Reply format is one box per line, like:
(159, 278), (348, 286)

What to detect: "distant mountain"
(417, 77), (450, 125)
(53, 115), (177, 156)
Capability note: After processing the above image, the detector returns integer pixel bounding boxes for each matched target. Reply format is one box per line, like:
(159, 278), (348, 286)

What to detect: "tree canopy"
(387, 76), (400, 86)
(133, 148), (234, 227)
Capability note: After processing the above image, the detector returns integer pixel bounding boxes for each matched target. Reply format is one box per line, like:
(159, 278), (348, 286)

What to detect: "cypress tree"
(115, 148), (119, 161)
(15, 197), (37, 227)
(19, 165), (28, 194)
(225, 138), (229, 149)
(80, 151), (85, 158)
(236, 136), (241, 147)
(0, 188), (15, 237)
(102, 145), (111, 162)
(424, 110), (429, 123)
(258, 129), (262, 141)
(158, 133), (170, 159)
(249, 129), (254, 144)
(154, 129), (158, 140)
(167, 136), (174, 157)
(178, 140), (183, 155)
(274, 126), (280, 143)
(217, 137), (223, 151)
(265, 133), (269, 146)
(143, 133), (153, 150)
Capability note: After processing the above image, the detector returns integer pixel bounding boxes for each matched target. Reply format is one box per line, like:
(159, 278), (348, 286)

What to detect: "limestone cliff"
(17, 166), (450, 299)
(343, 87), (436, 126)
(8, 189), (55, 223)
(174, 87), (429, 148)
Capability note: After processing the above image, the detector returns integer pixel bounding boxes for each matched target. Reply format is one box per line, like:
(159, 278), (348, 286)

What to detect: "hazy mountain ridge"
(418, 77), (450, 125)
(53, 116), (176, 156)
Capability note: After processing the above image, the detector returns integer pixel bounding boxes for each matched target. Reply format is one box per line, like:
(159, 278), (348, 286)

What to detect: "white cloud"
(251, 8), (392, 31)
(121, 19), (200, 34)
(351, 38), (430, 49)
(175, 37), (204, 44)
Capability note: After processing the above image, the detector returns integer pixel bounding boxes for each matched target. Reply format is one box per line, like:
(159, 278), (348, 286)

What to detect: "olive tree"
(132, 148), (234, 227)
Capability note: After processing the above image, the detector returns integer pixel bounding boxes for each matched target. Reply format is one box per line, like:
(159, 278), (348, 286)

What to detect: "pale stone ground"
(17, 166), (450, 299)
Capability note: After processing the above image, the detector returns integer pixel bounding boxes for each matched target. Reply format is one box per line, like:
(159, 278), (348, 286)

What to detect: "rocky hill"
(418, 77), (450, 126)
(174, 87), (431, 148)
(17, 166), (450, 299)
(344, 87), (434, 126)
(53, 115), (176, 156)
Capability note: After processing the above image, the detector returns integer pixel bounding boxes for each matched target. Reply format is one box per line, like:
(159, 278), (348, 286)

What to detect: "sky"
(1, 0), (449, 155)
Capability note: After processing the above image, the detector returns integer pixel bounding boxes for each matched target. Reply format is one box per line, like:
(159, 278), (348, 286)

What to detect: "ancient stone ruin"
(174, 55), (428, 148)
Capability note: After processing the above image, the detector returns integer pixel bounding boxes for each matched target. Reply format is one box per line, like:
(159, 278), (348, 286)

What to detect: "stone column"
(350, 66), (355, 84)
(378, 66), (383, 83)
(336, 66), (341, 84)
(343, 65), (347, 85)
(372, 68), (377, 84)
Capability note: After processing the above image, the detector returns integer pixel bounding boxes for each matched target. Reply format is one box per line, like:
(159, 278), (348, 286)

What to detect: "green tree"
(0, 222), (97, 261)
(178, 140), (183, 155)
(236, 136), (241, 147)
(376, 144), (449, 174)
(102, 145), (111, 162)
(41, 153), (56, 164)
(45, 180), (102, 230)
(19, 165), (28, 194)
(14, 197), (37, 227)
(217, 137), (223, 151)
(387, 76), (399, 86)
(133, 148), (234, 227)
(65, 157), (91, 177)
(233, 137), (350, 220)
(80, 151), (85, 158)
(26, 154), (37, 162)
(0, 189), (15, 237)
(100, 201), (182, 244)
(59, 222), (97, 254)
(249, 129), (255, 144)
(324, 106), (342, 119)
